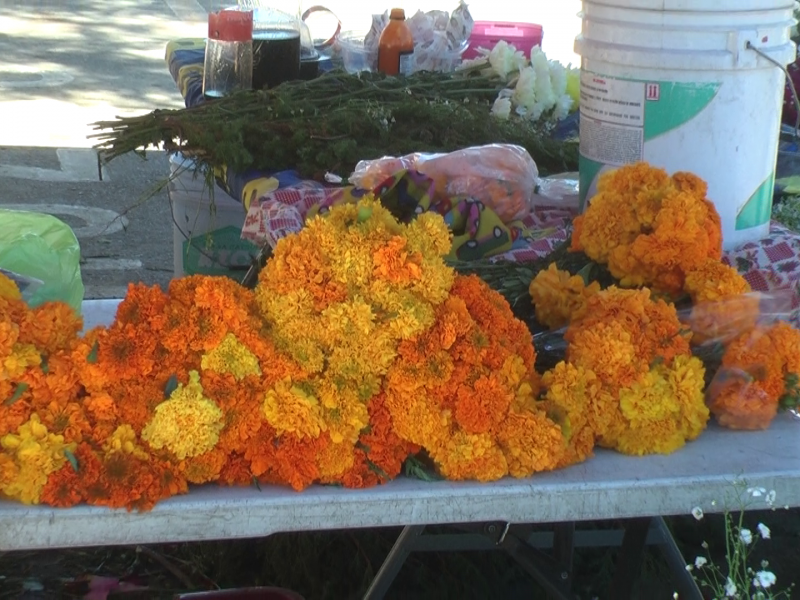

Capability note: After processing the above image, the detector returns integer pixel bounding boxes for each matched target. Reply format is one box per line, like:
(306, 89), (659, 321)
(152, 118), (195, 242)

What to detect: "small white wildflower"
(739, 528), (753, 545)
(761, 559), (770, 568)
(765, 490), (776, 506)
(490, 97), (512, 119)
(694, 556), (708, 568)
(753, 570), (777, 589)
(673, 594), (679, 600)
(685, 564), (693, 572)
(748, 487), (766, 498)
(725, 577), (737, 597)
(757, 523), (771, 539)
(701, 541), (709, 549)
(711, 500), (717, 507)
(691, 506), (704, 520)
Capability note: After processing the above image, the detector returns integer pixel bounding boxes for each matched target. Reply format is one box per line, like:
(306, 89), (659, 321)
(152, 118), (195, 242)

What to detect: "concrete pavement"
(0, 0), (581, 300)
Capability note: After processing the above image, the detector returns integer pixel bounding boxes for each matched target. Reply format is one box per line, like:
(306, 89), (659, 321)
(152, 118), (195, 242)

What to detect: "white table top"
(2, 415), (798, 551)
(1, 299), (796, 551)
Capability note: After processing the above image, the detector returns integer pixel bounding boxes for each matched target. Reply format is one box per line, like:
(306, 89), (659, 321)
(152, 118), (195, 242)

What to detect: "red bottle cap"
(208, 9), (253, 42)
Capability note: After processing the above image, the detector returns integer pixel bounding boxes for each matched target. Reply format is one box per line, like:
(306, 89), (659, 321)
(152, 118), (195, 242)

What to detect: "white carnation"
(491, 96), (512, 119)
(512, 66), (537, 112)
(488, 40), (527, 80)
(530, 46), (557, 116)
(552, 94), (574, 121)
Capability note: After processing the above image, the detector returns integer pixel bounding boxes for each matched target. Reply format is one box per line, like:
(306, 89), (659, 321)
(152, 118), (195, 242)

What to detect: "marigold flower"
(684, 259), (758, 344)
(529, 263), (601, 329)
(0, 414), (76, 504)
(572, 163), (722, 295)
(201, 332), (262, 381)
(262, 378), (327, 440)
(141, 370), (224, 460)
(0, 272), (22, 300)
(708, 322), (800, 429)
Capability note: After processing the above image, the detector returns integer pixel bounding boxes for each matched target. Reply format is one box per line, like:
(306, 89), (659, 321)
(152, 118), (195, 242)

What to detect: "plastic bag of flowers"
(699, 290), (800, 430)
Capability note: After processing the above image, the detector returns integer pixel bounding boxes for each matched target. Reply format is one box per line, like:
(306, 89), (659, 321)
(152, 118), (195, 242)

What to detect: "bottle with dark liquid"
(252, 7), (302, 89)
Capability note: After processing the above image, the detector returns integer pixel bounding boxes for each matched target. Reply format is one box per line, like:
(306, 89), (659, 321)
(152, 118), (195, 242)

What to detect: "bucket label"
(182, 225), (257, 277)
(579, 70), (720, 208)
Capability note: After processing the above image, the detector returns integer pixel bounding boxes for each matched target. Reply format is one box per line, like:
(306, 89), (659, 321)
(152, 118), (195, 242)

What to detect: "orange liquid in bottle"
(378, 8), (414, 76)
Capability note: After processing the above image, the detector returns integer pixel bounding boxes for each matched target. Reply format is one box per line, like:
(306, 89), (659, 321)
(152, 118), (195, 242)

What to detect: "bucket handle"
(302, 5), (342, 51)
(746, 41), (800, 139)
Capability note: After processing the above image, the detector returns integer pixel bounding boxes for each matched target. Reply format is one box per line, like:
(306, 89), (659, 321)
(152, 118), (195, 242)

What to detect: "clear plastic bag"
(350, 144), (539, 222)
(688, 290), (800, 430)
(0, 208), (84, 312)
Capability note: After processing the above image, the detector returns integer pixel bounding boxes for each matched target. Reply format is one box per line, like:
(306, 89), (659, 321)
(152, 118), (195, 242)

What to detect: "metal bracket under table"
(362, 516), (702, 600)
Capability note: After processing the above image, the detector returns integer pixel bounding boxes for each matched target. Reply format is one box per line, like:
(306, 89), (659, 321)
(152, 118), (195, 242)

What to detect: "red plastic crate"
(463, 21), (544, 60)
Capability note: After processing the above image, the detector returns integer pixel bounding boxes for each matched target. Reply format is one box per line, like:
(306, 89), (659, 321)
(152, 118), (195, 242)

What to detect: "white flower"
(530, 46), (556, 118)
(739, 528), (753, 545)
(552, 94), (574, 121)
(691, 507), (704, 521)
(512, 66), (537, 112)
(488, 41), (527, 80)
(753, 570), (777, 589)
(765, 490), (776, 506)
(694, 556), (708, 568)
(748, 486), (766, 498)
(761, 560), (770, 568)
(757, 523), (771, 539)
(548, 59), (568, 96)
(701, 541), (709, 549)
(490, 97), (512, 120)
(724, 577), (737, 597)
(685, 564), (693, 572)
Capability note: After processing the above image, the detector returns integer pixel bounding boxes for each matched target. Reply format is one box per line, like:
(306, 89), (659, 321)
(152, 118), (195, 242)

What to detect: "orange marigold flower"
(684, 259), (758, 344)
(17, 302), (83, 355)
(39, 462), (84, 508)
(708, 322), (800, 429)
(181, 447), (227, 484)
(574, 163), (722, 295)
(707, 376), (778, 431)
(454, 374), (514, 435)
(496, 409), (566, 477)
(529, 263), (601, 329)
(218, 453), (255, 487)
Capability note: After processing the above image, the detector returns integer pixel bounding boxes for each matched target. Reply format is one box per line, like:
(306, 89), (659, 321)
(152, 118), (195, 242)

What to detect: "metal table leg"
(608, 518), (651, 599)
(653, 517), (703, 600)
(362, 525), (425, 600)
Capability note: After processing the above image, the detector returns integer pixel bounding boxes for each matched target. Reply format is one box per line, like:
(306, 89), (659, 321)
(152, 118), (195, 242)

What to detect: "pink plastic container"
(463, 21), (544, 60)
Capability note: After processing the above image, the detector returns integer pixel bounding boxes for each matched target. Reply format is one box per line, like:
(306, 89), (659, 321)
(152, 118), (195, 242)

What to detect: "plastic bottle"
(378, 8), (414, 76)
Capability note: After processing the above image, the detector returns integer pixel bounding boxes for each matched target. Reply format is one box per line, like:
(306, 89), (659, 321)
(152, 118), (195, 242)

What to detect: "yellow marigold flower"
(141, 370), (224, 460)
(103, 424), (150, 460)
(262, 378), (327, 439)
(610, 357), (708, 456)
(316, 380), (370, 445)
(430, 430), (508, 482)
(316, 437), (357, 480)
(668, 355), (709, 440)
(201, 332), (262, 381)
(406, 211), (453, 258)
(0, 414), (76, 504)
(2, 342), (41, 379)
(529, 263), (601, 329)
(0, 272), (22, 300)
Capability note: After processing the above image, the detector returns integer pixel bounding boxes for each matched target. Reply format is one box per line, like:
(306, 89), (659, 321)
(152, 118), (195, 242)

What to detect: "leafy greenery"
(91, 70), (578, 180)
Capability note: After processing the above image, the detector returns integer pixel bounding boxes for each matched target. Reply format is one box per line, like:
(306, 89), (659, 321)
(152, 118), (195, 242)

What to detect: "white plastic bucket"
(575, 0), (797, 249)
(168, 153), (257, 279)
